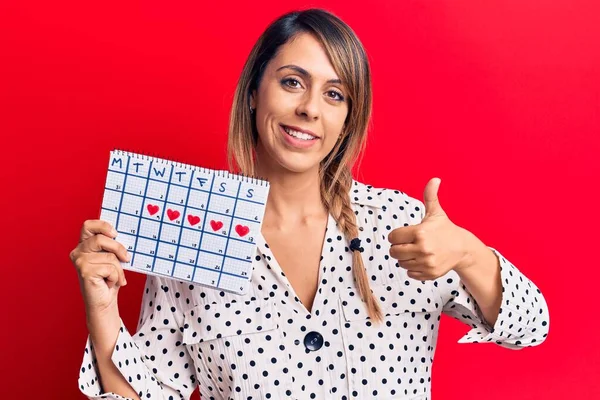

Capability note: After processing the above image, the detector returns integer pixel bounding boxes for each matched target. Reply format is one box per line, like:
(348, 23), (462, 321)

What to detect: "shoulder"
(349, 178), (425, 222)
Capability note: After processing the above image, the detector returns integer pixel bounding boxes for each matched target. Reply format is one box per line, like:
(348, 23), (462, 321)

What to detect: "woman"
(72, 9), (549, 400)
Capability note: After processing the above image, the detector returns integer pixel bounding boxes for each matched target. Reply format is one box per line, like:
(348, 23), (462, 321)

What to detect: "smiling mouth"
(281, 124), (318, 141)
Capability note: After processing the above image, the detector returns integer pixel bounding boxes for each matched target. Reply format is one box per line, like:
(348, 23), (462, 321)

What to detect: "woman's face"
(251, 32), (349, 175)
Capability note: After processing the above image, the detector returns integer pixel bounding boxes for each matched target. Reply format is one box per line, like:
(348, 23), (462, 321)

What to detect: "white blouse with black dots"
(78, 179), (550, 400)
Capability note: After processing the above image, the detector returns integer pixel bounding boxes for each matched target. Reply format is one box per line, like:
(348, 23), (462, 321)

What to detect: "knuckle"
(69, 249), (77, 263)
(95, 264), (109, 277)
(420, 242), (432, 256)
(423, 254), (435, 267)
(73, 255), (85, 270)
(90, 234), (102, 247)
(388, 248), (395, 259)
(82, 219), (95, 233)
(387, 231), (395, 243)
(78, 264), (92, 279)
(103, 251), (117, 262)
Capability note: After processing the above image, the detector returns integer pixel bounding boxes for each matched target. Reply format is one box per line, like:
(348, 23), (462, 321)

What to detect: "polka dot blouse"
(78, 179), (550, 400)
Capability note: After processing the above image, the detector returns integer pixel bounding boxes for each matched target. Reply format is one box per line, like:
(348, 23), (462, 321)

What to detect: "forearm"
(455, 229), (503, 328)
(87, 308), (141, 400)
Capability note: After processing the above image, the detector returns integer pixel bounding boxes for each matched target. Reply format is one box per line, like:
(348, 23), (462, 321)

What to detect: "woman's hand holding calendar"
(70, 219), (131, 354)
(70, 219), (130, 311)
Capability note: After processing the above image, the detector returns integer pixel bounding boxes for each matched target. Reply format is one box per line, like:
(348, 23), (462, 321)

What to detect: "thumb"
(423, 177), (446, 218)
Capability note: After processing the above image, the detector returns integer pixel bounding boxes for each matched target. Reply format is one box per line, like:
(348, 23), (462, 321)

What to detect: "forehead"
(270, 32), (339, 80)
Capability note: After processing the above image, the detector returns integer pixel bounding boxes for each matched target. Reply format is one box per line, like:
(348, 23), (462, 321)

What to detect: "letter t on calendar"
(99, 149), (270, 295)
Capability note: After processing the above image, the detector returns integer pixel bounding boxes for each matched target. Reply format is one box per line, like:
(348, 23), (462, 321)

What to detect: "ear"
(249, 89), (257, 109)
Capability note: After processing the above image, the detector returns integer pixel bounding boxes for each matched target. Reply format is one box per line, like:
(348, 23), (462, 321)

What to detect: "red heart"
(235, 224), (250, 237)
(147, 204), (159, 216)
(167, 209), (180, 221)
(210, 220), (223, 231)
(187, 214), (200, 226)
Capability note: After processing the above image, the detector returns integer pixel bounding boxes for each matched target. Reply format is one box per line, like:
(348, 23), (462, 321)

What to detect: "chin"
(273, 150), (322, 174)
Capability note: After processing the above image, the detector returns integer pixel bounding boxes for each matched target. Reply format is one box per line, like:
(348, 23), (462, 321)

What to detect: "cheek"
(258, 83), (295, 120)
(323, 108), (348, 141)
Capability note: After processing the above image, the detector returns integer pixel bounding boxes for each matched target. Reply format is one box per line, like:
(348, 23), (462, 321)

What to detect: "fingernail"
(123, 278), (128, 286)
(126, 252), (131, 262)
(111, 228), (118, 236)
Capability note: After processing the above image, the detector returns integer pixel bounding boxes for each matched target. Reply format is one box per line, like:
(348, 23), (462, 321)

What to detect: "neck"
(254, 149), (327, 228)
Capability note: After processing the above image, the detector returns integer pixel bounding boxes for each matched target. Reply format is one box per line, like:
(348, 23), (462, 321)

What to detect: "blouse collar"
(349, 179), (385, 209)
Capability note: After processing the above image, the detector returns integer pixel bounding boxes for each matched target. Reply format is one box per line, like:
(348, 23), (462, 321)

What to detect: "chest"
(260, 219), (327, 313)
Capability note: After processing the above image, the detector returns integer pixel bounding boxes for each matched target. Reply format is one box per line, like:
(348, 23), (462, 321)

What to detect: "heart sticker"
(235, 224), (250, 237)
(210, 220), (223, 231)
(167, 209), (180, 221)
(187, 215), (201, 226)
(147, 204), (159, 216)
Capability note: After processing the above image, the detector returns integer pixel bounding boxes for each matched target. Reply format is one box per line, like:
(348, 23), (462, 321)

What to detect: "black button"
(304, 331), (323, 351)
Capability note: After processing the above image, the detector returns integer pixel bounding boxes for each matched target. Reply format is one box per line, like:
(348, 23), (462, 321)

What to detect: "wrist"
(455, 228), (487, 273)
(86, 306), (122, 358)
(86, 302), (119, 326)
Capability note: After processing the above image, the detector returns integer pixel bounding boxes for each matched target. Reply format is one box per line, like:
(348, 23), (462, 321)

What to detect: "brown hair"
(227, 9), (383, 323)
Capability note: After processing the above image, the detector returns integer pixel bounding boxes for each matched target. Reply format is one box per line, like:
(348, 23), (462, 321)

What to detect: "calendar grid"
(101, 205), (257, 249)
(129, 160), (153, 268)
(132, 246), (251, 266)
(151, 163), (175, 273)
(113, 156), (131, 235)
(102, 203), (260, 225)
(102, 149), (270, 294)
(191, 173), (216, 283)
(104, 180), (265, 207)
(170, 169), (196, 278)
(217, 181), (242, 288)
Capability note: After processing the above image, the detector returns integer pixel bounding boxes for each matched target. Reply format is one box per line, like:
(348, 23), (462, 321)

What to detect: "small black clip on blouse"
(349, 237), (364, 253)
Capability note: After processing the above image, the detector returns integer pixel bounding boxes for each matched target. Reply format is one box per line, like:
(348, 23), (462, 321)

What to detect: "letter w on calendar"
(99, 149), (270, 295)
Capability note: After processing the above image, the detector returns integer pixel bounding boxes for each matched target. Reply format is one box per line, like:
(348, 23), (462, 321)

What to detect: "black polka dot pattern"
(78, 179), (550, 399)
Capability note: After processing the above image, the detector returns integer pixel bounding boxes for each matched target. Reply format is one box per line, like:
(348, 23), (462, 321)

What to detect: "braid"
(321, 165), (384, 324)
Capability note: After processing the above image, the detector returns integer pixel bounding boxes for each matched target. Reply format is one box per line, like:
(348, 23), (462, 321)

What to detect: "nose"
(295, 87), (320, 121)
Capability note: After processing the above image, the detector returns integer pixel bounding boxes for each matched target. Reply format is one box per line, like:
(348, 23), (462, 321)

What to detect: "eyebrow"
(276, 64), (342, 85)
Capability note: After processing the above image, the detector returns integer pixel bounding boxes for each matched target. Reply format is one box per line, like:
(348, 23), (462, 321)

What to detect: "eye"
(281, 78), (302, 89)
(327, 90), (345, 102)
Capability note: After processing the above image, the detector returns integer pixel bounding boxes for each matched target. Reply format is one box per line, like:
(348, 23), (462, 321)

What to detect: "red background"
(1, 0), (599, 398)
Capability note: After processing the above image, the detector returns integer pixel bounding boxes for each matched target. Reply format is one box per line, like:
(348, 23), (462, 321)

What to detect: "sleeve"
(77, 275), (198, 399)
(437, 247), (550, 349)
(411, 196), (551, 350)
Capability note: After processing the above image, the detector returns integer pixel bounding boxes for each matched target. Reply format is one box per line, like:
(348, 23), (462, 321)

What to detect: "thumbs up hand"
(387, 177), (474, 281)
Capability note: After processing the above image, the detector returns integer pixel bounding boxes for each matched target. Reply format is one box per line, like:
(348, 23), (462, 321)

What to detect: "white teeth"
(283, 126), (315, 141)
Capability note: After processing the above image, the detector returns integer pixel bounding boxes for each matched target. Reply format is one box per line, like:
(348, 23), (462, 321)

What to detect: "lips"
(280, 124), (319, 139)
(279, 124), (319, 149)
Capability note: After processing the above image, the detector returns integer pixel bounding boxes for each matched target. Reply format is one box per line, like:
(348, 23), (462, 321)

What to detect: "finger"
(389, 243), (420, 261)
(81, 234), (130, 263)
(397, 258), (421, 269)
(407, 270), (427, 281)
(87, 252), (128, 286)
(79, 262), (120, 285)
(80, 220), (118, 243)
(116, 262), (127, 286)
(423, 177), (446, 218)
(396, 259), (423, 273)
(102, 263), (121, 289)
(387, 225), (418, 245)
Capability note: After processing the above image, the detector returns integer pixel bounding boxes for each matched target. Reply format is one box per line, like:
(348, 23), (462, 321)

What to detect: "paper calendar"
(99, 149), (270, 295)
